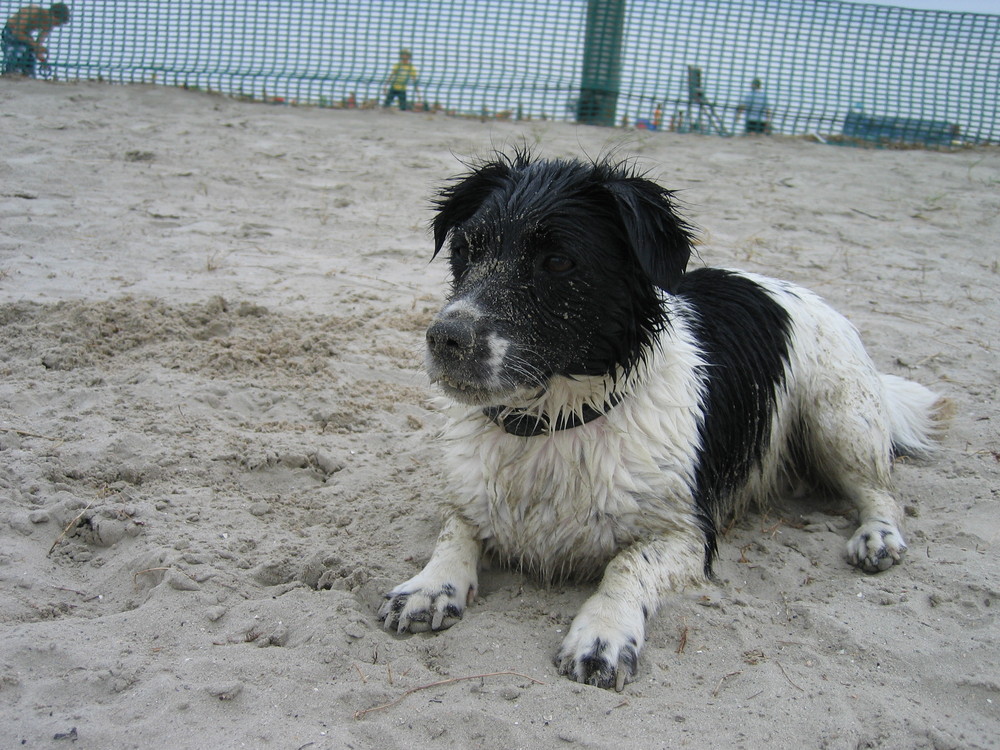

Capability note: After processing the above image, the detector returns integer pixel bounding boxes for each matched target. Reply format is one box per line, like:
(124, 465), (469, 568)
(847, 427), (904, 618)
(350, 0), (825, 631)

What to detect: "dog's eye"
(451, 238), (471, 263)
(542, 255), (575, 274)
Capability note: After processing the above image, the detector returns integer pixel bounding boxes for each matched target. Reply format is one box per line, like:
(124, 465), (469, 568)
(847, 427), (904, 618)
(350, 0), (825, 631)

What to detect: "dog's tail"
(880, 373), (950, 457)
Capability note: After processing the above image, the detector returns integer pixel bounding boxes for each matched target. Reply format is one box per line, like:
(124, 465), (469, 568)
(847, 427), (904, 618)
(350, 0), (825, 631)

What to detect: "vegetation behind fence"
(5, 0), (997, 147)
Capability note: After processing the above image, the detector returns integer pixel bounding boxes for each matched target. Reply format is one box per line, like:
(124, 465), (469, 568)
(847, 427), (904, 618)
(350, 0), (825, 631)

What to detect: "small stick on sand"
(354, 671), (545, 719)
(712, 670), (743, 697)
(0, 426), (57, 440)
(776, 661), (805, 692)
(47, 501), (95, 556)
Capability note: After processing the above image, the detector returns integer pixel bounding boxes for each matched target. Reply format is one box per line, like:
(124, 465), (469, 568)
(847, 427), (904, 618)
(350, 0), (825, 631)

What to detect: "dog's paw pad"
(556, 634), (640, 691)
(378, 579), (470, 634)
(847, 520), (907, 573)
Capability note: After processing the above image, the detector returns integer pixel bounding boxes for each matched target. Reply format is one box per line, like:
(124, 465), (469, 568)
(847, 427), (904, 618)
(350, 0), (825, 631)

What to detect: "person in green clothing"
(382, 49), (419, 111)
(2, 3), (70, 77)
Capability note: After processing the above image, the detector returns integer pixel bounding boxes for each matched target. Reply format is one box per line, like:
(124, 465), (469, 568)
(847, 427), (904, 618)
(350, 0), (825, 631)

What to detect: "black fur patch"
(676, 268), (793, 574)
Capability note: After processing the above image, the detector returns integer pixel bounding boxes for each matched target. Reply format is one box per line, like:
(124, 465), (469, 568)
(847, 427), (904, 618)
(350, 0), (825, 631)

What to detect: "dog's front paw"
(848, 519), (907, 573)
(555, 602), (644, 691)
(378, 571), (476, 634)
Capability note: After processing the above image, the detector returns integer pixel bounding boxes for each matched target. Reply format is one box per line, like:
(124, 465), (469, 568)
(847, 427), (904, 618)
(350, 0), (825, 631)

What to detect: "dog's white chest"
(442, 411), (700, 580)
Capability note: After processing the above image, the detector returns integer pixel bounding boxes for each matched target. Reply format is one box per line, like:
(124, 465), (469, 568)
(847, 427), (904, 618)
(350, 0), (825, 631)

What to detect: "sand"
(1, 80), (998, 750)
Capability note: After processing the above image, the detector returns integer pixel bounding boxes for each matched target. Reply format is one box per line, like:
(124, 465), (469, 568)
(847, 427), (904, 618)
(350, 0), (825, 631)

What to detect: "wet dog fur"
(378, 152), (943, 690)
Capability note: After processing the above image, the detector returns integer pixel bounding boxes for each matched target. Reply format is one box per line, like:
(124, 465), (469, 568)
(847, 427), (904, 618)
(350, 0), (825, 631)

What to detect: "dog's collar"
(483, 393), (622, 437)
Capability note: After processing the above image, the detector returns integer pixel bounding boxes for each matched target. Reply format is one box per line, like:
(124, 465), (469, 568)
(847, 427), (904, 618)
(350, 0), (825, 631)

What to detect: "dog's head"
(426, 152), (694, 406)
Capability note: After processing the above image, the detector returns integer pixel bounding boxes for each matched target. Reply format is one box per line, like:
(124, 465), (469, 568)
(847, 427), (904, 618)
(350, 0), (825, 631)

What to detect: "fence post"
(576, 0), (625, 126)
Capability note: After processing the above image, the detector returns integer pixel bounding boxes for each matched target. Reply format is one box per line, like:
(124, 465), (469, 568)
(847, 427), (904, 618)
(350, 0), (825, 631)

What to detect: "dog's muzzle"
(426, 304), (512, 400)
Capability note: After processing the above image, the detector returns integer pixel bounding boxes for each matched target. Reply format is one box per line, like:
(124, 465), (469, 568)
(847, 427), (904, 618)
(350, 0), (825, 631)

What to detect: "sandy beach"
(1, 80), (998, 749)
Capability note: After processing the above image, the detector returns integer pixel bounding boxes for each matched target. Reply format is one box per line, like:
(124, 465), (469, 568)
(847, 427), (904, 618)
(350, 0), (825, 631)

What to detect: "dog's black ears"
(604, 175), (694, 292)
(432, 154), (694, 292)
(432, 156), (520, 258)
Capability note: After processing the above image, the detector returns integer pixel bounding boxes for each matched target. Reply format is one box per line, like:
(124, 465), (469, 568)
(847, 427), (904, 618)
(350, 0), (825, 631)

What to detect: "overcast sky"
(860, 0), (999, 13)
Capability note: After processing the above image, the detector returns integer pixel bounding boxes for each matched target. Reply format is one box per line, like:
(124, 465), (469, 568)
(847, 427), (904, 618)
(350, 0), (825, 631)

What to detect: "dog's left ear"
(432, 159), (515, 258)
(604, 176), (694, 292)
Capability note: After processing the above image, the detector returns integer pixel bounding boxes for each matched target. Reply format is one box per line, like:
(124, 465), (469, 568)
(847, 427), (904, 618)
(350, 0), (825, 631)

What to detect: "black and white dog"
(379, 152), (943, 690)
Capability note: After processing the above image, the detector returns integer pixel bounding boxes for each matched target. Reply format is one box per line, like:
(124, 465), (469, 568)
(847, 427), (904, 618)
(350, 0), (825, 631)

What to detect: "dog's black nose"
(427, 315), (476, 356)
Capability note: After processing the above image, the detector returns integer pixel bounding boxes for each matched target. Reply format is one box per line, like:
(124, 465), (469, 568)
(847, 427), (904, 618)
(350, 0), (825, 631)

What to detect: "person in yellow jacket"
(383, 49), (419, 111)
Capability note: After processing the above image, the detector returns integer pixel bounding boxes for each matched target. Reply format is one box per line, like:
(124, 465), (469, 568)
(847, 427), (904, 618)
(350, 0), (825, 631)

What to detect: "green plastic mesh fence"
(3, 0), (996, 147)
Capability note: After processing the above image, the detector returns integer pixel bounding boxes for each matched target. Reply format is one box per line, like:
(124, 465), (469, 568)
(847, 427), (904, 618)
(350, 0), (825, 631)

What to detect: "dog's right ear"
(432, 159), (515, 258)
(604, 174), (695, 293)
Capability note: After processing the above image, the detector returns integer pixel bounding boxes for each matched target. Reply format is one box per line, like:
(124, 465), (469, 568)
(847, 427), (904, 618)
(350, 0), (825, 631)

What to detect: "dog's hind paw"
(847, 519), (907, 573)
(378, 572), (475, 634)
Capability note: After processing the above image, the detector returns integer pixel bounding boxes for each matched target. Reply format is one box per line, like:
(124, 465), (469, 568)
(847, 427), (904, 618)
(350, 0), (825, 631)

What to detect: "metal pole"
(576, 0), (625, 126)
